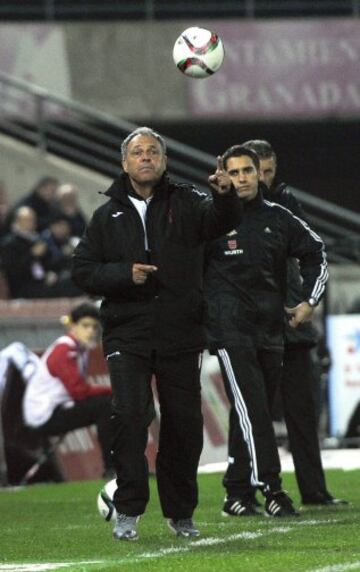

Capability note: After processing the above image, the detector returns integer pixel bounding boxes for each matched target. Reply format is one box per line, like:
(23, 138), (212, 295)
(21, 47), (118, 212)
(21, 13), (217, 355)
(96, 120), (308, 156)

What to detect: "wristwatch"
(307, 297), (318, 308)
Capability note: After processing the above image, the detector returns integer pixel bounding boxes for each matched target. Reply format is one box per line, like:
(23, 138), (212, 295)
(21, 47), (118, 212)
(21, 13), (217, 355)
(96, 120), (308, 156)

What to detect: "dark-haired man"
(72, 127), (243, 540)
(21, 303), (113, 475)
(204, 145), (328, 517)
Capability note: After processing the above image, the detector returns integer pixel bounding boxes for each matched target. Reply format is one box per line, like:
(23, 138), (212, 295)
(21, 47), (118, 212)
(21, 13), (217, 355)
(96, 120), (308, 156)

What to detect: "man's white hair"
(121, 127), (166, 162)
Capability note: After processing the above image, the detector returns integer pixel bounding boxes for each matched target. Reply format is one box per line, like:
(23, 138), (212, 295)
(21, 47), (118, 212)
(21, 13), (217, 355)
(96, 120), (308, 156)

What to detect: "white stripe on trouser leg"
(218, 349), (264, 489)
(218, 349), (254, 454)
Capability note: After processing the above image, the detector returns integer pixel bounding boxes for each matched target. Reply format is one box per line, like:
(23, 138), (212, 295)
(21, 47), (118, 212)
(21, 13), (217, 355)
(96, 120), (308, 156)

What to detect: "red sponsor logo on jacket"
(227, 239), (237, 250)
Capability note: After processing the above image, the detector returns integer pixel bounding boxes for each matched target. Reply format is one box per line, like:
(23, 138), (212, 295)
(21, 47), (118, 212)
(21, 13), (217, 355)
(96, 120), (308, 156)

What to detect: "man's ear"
(122, 159), (128, 173)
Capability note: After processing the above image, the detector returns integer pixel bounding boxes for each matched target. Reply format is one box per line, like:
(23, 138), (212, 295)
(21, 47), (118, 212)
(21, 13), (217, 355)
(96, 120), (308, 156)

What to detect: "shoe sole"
(221, 510), (261, 517)
(113, 532), (138, 541)
(265, 511), (300, 517)
(301, 501), (349, 506)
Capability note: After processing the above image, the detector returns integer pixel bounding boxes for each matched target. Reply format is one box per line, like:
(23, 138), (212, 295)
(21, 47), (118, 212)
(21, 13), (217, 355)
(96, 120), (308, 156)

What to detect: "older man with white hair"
(72, 126), (244, 541)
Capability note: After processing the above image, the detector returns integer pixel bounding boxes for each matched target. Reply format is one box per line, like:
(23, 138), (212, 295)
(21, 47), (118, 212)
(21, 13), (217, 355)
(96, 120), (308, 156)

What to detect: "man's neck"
(129, 178), (154, 200)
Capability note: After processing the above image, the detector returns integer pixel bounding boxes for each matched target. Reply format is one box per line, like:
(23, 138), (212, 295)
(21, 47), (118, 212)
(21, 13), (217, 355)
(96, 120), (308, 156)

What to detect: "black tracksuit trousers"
(281, 345), (328, 500)
(217, 347), (283, 497)
(41, 394), (113, 471)
(224, 345), (329, 501)
(107, 351), (203, 518)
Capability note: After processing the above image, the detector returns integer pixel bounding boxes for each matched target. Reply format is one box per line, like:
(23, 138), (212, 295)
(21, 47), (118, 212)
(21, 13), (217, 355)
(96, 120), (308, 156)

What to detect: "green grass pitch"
(0, 470), (359, 572)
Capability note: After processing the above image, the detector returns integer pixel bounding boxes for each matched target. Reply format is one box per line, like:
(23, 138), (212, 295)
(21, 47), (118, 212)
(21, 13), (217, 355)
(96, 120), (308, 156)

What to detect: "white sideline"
(0, 563), (102, 571)
(199, 448), (360, 474)
(307, 562), (360, 572)
(0, 520), (339, 571)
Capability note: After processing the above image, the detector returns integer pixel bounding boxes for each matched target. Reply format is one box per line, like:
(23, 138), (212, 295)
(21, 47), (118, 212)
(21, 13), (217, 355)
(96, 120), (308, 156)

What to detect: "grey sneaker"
(167, 518), (200, 538)
(113, 513), (140, 541)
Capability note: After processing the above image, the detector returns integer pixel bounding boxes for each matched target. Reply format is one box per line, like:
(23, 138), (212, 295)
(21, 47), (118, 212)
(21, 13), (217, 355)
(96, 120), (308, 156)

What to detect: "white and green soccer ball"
(173, 26), (225, 79)
(97, 478), (117, 523)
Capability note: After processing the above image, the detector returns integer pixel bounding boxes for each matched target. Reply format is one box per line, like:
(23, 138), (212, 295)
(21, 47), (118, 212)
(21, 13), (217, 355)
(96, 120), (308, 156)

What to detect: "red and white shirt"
(23, 334), (111, 427)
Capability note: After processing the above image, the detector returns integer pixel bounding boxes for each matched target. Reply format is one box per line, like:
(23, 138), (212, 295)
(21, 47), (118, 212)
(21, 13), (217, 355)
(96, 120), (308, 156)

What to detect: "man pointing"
(72, 127), (243, 541)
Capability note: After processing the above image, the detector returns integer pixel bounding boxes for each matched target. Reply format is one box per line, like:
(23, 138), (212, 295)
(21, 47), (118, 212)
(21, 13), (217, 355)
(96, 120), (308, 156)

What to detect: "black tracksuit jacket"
(71, 172), (243, 356)
(264, 182), (319, 349)
(204, 189), (328, 353)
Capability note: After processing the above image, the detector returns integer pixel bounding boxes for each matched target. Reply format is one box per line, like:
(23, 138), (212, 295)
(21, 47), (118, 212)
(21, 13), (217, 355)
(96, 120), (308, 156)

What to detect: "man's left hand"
(285, 301), (314, 328)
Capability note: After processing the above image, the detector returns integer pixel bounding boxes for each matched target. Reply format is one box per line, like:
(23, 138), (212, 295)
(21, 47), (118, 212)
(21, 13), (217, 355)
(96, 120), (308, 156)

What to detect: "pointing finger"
(217, 155), (224, 172)
(140, 264), (158, 274)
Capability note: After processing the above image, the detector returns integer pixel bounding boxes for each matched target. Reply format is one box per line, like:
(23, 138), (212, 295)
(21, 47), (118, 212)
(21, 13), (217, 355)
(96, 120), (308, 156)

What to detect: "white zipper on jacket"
(128, 195), (153, 251)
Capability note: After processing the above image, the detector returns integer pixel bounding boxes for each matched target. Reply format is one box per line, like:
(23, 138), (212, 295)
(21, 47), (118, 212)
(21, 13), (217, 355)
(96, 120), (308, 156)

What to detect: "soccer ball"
(97, 478), (117, 523)
(173, 26), (225, 79)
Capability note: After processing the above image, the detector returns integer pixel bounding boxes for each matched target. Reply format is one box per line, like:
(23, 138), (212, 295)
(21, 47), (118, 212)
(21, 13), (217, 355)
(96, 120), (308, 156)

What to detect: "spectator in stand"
(0, 206), (81, 299)
(0, 206), (50, 299)
(41, 212), (77, 277)
(55, 184), (87, 238)
(0, 303), (113, 478)
(6, 176), (59, 233)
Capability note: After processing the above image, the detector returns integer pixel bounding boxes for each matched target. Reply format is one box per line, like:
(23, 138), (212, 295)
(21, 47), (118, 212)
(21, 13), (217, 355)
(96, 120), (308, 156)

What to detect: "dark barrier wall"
(152, 120), (360, 213)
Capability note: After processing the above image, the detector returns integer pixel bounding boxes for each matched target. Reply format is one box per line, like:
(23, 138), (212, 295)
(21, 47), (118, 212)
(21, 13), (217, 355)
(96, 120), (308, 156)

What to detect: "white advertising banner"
(327, 314), (360, 437)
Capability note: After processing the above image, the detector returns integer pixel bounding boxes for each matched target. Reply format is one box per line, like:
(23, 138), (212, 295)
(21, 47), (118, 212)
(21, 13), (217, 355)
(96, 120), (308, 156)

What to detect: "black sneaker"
(301, 491), (349, 506)
(265, 491), (300, 517)
(167, 518), (200, 538)
(222, 497), (261, 517)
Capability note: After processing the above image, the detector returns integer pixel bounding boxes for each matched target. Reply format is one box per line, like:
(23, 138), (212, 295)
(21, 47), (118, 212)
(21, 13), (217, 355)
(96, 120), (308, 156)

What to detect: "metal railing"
(0, 70), (214, 183)
(0, 0), (359, 21)
(0, 70), (359, 263)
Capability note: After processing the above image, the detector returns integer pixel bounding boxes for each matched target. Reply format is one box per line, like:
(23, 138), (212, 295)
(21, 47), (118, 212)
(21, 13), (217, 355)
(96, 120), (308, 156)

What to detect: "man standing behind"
(240, 139), (347, 507)
(72, 127), (243, 541)
(204, 145), (328, 517)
